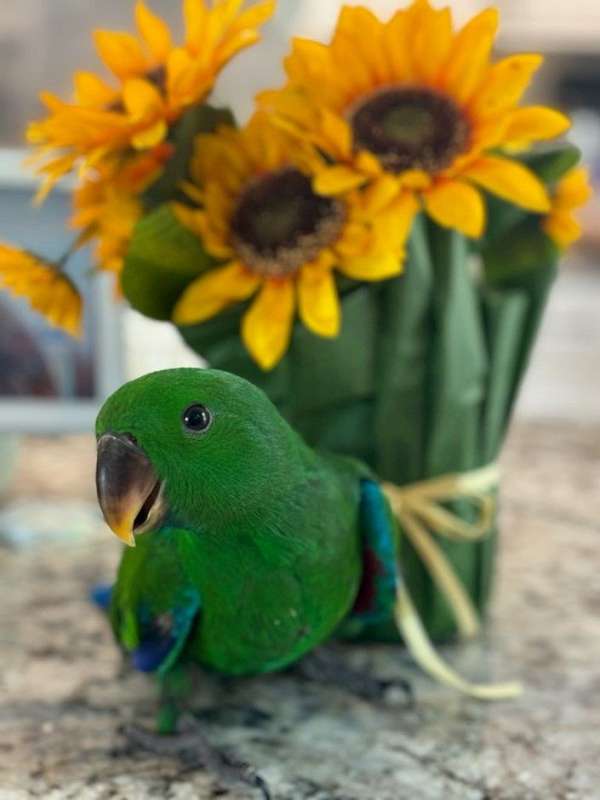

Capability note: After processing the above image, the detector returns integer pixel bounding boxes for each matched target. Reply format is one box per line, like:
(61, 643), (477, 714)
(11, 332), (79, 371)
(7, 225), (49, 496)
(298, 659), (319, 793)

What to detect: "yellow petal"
(382, 5), (414, 82)
(183, 0), (208, 48)
(424, 180), (485, 238)
(0, 245), (82, 337)
(463, 155), (550, 212)
(94, 30), (149, 80)
(122, 78), (164, 121)
(469, 54), (543, 119)
(173, 262), (260, 325)
(228, 0), (275, 35)
(339, 251), (403, 282)
(167, 47), (210, 108)
(361, 175), (401, 215)
(320, 110), (353, 159)
(131, 119), (167, 149)
(441, 8), (499, 104)
(74, 71), (117, 107)
(413, 5), (453, 85)
(284, 37), (333, 89)
(333, 6), (388, 85)
(543, 211), (581, 249)
(298, 265), (340, 338)
(553, 167), (592, 210)
(313, 165), (367, 196)
(241, 279), (295, 370)
(135, 1), (173, 62)
(502, 106), (570, 147)
(215, 1), (276, 65)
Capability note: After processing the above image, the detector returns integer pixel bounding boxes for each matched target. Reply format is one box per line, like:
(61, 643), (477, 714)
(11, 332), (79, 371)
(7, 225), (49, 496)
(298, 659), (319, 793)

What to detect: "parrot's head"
(95, 368), (299, 546)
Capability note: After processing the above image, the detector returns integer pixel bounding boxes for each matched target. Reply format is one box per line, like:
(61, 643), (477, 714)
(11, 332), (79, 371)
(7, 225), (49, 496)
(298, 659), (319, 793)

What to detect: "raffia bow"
(383, 464), (522, 700)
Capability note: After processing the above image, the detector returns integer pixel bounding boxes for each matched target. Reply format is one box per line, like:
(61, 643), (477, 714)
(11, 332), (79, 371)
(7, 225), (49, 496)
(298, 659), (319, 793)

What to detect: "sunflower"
(0, 246), (82, 336)
(262, 0), (571, 238)
(27, 0), (275, 200)
(542, 167), (592, 249)
(70, 144), (172, 274)
(172, 113), (416, 369)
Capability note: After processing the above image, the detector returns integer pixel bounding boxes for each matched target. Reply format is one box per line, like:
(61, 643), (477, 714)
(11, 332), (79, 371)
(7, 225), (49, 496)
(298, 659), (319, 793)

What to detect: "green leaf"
(122, 205), (216, 320)
(143, 104), (236, 208)
(482, 216), (560, 287)
(518, 143), (581, 185)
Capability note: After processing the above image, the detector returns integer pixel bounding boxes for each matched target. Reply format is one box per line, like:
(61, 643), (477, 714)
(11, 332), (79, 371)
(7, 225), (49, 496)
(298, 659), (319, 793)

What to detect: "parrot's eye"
(182, 404), (212, 433)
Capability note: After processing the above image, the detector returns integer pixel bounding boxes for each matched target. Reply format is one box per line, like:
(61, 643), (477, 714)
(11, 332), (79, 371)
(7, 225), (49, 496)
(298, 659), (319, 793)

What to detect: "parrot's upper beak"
(96, 432), (166, 547)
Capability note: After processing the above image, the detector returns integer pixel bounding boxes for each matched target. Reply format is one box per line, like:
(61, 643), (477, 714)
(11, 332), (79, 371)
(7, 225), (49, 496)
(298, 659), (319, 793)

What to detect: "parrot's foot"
(296, 647), (414, 704)
(122, 714), (271, 799)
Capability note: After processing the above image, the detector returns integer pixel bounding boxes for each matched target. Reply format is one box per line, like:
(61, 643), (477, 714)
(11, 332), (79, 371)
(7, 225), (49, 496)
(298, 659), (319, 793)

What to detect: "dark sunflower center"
(230, 168), (345, 277)
(350, 87), (470, 173)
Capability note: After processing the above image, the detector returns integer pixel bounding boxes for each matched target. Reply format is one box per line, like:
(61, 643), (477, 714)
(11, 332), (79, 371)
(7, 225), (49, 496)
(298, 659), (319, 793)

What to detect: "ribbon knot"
(383, 463), (522, 700)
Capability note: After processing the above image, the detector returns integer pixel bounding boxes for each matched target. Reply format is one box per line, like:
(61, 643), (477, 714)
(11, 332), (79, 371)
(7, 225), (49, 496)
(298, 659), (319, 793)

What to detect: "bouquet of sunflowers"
(1, 0), (591, 641)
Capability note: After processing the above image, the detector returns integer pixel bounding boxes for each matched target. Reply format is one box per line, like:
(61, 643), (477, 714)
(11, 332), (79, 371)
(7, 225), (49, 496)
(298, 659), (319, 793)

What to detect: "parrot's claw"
(121, 715), (271, 799)
(296, 647), (414, 705)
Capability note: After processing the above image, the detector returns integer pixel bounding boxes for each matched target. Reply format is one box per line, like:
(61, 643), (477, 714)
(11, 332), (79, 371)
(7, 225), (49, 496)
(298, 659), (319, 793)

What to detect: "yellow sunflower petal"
(135, 1), (173, 62)
(333, 6), (388, 85)
(319, 110), (353, 160)
(173, 262), (260, 325)
(469, 54), (543, 119)
(361, 175), (402, 216)
(215, 1), (276, 65)
(543, 211), (582, 249)
(502, 106), (570, 146)
(368, 192), (419, 256)
(131, 120), (167, 149)
(441, 8), (499, 104)
(413, 4), (453, 85)
(122, 78), (164, 121)
(0, 245), (82, 337)
(183, 0), (208, 47)
(167, 47), (210, 108)
(463, 155), (550, 212)
(424, 180), (485, 238)
(339, 251), (403, 282)
(298, 264), (340, 338)
(74, 71), (117, 107)
(553, 167), (592, 210)
(313, 165), (367, 196)
(93, 30), (149, 80)
(242, 279), (295, 370)
(227, 0), (275, 34)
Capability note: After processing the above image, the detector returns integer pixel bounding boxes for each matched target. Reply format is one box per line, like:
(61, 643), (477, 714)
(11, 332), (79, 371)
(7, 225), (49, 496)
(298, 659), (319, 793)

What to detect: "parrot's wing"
(110, 529), (202, 677)
(349, 479), (400, 626)
(127, 591), (201, 677)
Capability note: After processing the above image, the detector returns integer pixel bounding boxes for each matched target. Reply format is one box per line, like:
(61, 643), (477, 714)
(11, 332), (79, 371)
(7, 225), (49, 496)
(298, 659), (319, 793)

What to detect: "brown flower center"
(350, 87), (470, 173)
(230, 168), (345, 277)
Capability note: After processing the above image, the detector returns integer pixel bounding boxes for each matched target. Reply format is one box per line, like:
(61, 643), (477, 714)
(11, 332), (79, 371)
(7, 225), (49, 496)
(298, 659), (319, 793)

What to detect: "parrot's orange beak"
(96, 433), (166, 547)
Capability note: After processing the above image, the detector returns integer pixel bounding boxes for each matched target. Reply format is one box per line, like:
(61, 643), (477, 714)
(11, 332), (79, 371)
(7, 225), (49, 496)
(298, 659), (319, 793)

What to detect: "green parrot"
(94, 367), (516, 792)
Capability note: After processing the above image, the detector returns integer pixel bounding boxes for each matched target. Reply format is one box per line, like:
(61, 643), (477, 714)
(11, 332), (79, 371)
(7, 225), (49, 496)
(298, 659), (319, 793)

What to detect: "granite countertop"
(1, 422), (599, 799)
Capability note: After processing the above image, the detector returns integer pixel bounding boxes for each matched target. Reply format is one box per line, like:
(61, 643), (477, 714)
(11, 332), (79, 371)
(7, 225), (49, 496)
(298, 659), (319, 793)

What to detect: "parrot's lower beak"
(96, 433), (166, 547)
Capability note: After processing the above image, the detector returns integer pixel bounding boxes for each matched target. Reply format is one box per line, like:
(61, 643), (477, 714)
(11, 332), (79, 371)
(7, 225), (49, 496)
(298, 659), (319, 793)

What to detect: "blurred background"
(0, 0), (598, 531)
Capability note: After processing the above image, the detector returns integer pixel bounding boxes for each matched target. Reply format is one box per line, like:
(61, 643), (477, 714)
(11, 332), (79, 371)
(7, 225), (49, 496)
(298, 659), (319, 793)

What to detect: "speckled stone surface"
(1, 423), (599, 800)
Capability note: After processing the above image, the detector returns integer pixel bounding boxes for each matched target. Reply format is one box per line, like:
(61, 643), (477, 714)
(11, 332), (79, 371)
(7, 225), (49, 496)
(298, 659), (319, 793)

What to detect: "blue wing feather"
(350, 479), (400, 624)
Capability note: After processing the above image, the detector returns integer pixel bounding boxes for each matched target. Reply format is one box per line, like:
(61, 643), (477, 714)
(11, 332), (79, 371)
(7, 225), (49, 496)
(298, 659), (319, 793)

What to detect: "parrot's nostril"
(122, 433), (138, 447)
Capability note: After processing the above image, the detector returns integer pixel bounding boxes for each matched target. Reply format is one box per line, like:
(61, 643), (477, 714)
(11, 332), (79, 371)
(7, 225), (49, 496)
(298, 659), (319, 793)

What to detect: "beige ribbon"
(383, 464), (522, 700)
